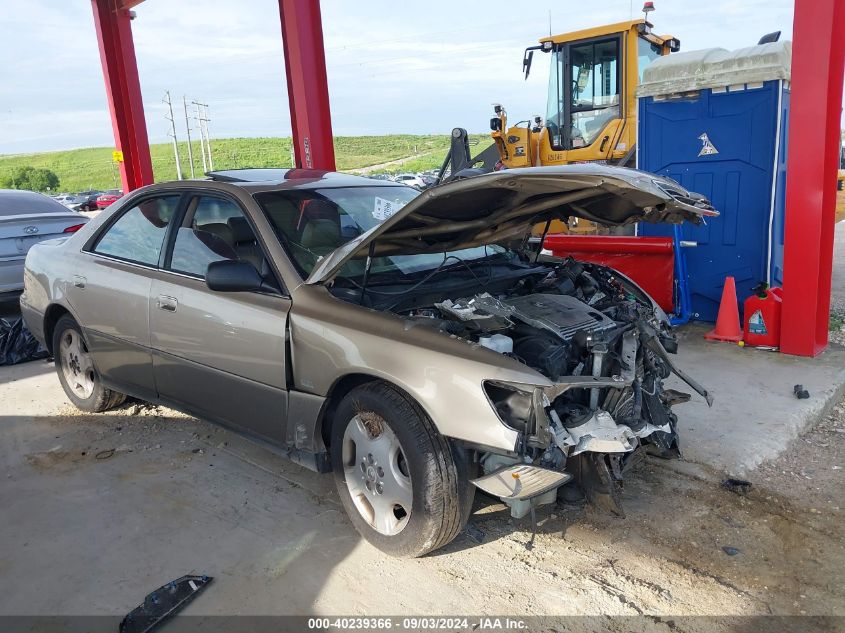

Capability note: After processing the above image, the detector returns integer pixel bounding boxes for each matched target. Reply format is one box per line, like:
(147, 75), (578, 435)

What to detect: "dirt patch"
(25, 400), (216, 476)
(24, 443), (131, 472)
(25, 449), (88, 472)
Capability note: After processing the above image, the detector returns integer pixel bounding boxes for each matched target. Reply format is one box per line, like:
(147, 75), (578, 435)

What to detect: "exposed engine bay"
(376, 255), (712, 517)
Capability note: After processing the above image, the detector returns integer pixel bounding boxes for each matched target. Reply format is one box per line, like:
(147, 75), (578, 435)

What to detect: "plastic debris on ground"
(0, 318), (48, 366)
(120, 574), (213, 633)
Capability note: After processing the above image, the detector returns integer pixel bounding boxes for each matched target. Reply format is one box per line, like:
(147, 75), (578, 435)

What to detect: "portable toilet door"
(636, 42), (791, 322)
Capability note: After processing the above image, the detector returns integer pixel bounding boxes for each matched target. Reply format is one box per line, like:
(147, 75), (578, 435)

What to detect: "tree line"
(0, 166), (60, 192)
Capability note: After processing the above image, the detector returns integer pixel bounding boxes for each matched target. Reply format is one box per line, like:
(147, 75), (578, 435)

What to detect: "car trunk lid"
(0, 213), (87, 258)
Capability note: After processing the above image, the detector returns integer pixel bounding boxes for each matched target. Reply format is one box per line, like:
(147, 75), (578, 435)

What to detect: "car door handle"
(72, 275), (86, 289)
(156, 295), (178, 312)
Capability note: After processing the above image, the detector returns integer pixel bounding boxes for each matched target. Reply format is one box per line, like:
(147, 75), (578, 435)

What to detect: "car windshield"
(253, 186), (511, 280)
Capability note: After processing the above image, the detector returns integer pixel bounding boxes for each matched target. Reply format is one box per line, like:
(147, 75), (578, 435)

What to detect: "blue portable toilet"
(637, 42), (791, 322)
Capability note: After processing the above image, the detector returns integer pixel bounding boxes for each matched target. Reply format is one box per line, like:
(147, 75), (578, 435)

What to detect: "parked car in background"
(53, 194), (89, 211)
(0, 189), (88, 297)
(20, 166), (715, 556)
(418, 174), (437, 188)
(393, 173), (427, 189)
(77, 190), (102, 211)
(95, 189), (122, 209)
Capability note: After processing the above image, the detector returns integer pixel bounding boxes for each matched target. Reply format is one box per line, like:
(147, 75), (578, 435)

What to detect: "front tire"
(330, 382), (471, 557)
(53, 315), (125, 413)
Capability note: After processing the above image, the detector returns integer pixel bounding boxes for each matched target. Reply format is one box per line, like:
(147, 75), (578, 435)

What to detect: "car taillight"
(63, 223), (86, 233)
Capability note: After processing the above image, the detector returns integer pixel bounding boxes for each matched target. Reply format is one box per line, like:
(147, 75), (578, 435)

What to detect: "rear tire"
(53, 315), (125, 413)
(330, 382), (471, 557)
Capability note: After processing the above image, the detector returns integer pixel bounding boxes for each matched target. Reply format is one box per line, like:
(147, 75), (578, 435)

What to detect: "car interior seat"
(227, 216), (263, 270)
(200, 223), (236, 250)
(298, 199), (342, 257)
(186, 228), (237, 263)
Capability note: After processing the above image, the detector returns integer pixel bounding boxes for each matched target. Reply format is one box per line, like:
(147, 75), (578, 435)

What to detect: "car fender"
(287, 285), (550, 453)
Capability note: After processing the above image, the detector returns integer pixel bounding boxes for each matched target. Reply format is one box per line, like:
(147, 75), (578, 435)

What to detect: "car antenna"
(359, 241), (377, 304)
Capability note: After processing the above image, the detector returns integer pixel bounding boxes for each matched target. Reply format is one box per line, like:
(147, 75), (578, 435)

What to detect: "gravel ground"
(829, 305), (845, 346)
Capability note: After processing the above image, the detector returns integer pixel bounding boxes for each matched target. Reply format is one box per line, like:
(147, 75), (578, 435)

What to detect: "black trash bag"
(0, 318), (49, 366)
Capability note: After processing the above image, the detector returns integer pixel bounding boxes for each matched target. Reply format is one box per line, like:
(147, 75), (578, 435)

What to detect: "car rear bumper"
(0, 258), (25, 294)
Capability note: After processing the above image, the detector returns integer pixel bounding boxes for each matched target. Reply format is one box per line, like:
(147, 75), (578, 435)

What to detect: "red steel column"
(91, 0), (153, 193)
(780, 0), (845, 356)
(279, 0), (336, 170)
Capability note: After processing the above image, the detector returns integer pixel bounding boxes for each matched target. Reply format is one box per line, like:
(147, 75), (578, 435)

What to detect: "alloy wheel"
(59, 329), (95, 399)
(341, 413), (412, 536)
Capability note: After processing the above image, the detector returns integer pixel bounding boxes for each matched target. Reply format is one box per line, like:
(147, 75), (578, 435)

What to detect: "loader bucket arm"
(436, 128), (500, 184)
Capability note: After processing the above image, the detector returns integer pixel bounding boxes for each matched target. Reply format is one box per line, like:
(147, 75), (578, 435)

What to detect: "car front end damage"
(424, 259), (712, 518)
(302, 165), (717, 518)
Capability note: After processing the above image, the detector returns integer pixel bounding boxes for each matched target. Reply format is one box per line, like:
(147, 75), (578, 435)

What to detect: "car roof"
(205, 168), (410, 192)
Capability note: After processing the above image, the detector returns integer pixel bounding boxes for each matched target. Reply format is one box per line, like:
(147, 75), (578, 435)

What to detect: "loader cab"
(492, 19), (679, 170)
(541, 19), (678, 164)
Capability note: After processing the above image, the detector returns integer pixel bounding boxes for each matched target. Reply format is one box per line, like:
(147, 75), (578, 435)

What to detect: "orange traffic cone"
(704, 276), (743, 342)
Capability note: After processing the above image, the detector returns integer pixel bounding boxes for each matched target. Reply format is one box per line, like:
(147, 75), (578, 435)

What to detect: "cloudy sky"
(0, 0), (800, 154)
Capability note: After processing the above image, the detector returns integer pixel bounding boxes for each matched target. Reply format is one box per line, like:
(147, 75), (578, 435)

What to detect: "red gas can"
(742, 284), (783, 348)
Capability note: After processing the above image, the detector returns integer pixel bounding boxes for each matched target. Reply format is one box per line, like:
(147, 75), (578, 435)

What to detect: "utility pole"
(163, 91), (182, 180)
(192, 101), (213, 171)
(192, 101), (208, 174)
(182, 96), (196, 178)
(201, 103), (213, 170)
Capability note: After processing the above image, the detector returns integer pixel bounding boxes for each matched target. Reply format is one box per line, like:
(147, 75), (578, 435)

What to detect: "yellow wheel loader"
(437, 11), (679, 234)
(491, 19), (678, 173)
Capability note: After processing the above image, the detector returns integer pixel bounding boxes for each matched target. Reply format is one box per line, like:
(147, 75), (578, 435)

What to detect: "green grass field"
(0, 134), (491, 193)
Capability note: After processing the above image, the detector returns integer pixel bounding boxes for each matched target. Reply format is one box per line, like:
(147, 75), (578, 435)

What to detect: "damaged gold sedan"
(21, 165), (714, 557)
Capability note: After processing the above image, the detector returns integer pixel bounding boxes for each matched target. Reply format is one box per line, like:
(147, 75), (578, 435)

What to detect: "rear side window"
(192, 196), (243, 224)
(93, 195), (180, 266)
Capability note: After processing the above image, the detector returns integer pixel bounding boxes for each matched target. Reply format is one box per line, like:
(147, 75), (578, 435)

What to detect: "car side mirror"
(205, 260), (264, 292)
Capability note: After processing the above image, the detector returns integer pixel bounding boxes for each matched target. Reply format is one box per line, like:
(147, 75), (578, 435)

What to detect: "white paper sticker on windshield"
(372, 197), (406, 221)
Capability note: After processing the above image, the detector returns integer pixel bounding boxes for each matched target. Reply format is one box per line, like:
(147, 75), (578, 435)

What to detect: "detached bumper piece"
(120, 574), (213, 633)
(471, 464), (572, 519)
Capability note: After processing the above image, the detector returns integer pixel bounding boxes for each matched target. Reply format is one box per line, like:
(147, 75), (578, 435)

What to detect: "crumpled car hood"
(306, 165), (717, 284)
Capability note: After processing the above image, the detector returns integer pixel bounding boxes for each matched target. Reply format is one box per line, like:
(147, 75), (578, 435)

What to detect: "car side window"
(93, 195), (180, 266)
(169, 195), (264, 279)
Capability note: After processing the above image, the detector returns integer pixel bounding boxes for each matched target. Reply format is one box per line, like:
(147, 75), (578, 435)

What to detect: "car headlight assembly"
(483, 380), (551, 448)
